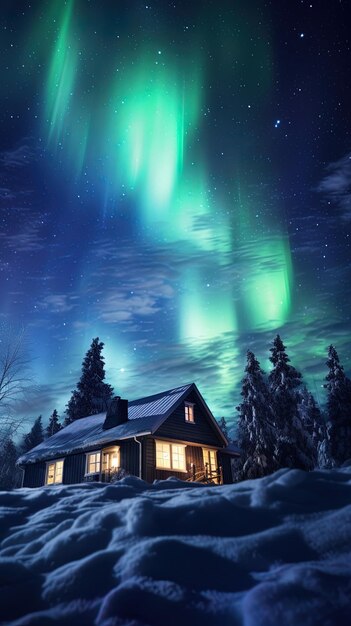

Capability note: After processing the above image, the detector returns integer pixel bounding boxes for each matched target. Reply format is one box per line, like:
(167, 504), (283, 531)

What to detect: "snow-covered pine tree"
(65, 338), (114, 424)
(64, 390), (82, 426)
(0, 438), (20, 489)
(323, 345), (351, 466)
(297, 386), (325, 467)
(217, 416), (229, 441)
(46, 409), (62, 438)
(268, 335), (315, 471)
(21, 416), (44, 453)
(234, 350), (276, 481)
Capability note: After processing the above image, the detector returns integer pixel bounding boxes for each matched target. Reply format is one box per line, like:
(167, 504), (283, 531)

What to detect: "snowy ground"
(1, 468), (351, 626)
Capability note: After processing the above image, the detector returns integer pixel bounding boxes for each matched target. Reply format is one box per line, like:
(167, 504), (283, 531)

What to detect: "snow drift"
(1, 467), (351, 625)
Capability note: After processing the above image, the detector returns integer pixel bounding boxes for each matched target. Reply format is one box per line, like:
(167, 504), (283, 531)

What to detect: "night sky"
(1, 0), (350, 429)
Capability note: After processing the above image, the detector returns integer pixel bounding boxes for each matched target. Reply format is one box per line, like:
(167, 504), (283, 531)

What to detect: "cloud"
(317, 152), (351, 219)
(40, 294), (78, 314)
(0, 221), (46, 253)
(91, 239), (176, 328)
(0, 142), (36, 168)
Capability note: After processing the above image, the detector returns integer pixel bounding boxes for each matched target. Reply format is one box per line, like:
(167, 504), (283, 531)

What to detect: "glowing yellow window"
(156, 441), (171, 469)
(102, 447), (120, 472)
(46, 460), (64, 485)
(202, 448), (218, 482)
(184, 402), (195, 422)
(171, 445), (186, 471)
(86, 452), (101, 474)
(156, 441), (186, 472)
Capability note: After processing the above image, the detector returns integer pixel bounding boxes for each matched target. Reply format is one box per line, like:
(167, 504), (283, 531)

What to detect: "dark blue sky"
(1, 0), (350, 430)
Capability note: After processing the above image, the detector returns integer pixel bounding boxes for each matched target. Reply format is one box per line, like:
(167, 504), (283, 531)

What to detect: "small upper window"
(46, 460), (64, 485)
(184, 402), (195, 423)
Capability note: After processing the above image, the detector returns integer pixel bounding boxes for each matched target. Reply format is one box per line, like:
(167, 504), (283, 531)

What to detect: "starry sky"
(1, 0), (350, 429)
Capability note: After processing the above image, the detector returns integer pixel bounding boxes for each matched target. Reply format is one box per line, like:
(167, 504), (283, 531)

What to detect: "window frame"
(45, 459), (64, 485)
(102, 446), (120, 472)
(202, 448), (219, 483)
(85, 450), (102, 476)
(184, 402), (195, 423)
(155, 440), (187, 473)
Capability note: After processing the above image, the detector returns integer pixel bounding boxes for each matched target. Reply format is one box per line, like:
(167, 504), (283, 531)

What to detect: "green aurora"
(3, 0), (347, 421)
(40, 0), (294, 409)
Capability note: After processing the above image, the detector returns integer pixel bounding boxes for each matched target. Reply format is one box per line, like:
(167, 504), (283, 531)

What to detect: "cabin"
(17, 383), (238, 487)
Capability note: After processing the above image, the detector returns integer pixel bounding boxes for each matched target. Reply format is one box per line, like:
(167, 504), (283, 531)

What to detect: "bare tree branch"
(0, 325), (33, 439)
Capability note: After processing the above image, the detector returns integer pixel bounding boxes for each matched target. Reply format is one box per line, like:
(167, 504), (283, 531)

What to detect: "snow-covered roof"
(18, 383), (198, 464)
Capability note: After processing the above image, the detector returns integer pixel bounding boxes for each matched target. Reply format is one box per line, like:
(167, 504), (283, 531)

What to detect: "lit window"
(172, 445), (186, 470)
(86, 452), (101, 474)
(156, 441), (171, 469)
(156, 440), (186, 471)
(102, 447), (120, 472)
(202, 448), (219, 482)
(184, 402), (195, 422)
(46, 460), (64, 485)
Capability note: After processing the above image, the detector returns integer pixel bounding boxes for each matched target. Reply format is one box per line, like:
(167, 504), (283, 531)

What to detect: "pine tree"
(0, 438), (20, 489)
(217, 416), (229, 441)
(297, 386), (325, 467)
(46, 409), (62, 438)
(323, 345), (351, 466)
(65, 338), (114, 424)
(21, 416), (44, 453)
(234, 351), (276, 480)
(268, 335), (315, 471)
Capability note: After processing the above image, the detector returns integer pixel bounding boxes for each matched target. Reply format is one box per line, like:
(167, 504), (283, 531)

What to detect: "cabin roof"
(18, 382), (226, 464)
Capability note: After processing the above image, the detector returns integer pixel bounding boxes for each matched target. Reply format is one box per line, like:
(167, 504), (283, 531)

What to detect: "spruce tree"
(297, 387), (325, 467)
(323, 345), (351, 466)
(46, 409), (62, 438)
(217, 416), (229, 441)
(0, 438), (19, 489)
(234, 351), (275, 480)
(268, 335), (315, 471)
(65, 338), (114, 424)
(21, 416), (44, 453)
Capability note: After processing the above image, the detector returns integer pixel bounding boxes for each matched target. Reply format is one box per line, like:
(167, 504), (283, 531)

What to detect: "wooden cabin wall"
(22, 462), (46, 487)
(218, 453), (235, 484)
(63, 453), (86, 484)
(155, 389), (223, 447)
(143, 437), (206, 483)
(120, 439), (140, 476)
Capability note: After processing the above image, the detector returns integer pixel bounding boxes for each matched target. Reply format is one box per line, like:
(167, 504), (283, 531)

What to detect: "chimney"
(102, 396), (128, 430)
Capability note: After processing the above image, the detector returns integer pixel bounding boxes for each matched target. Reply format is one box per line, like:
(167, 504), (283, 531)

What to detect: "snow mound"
(1, 468), (351, 625)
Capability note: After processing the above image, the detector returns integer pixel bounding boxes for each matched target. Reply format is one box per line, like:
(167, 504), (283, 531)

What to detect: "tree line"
(0, 338), (113, 489)
(231, 335), (351, 481)
(1, 335), (350, 489)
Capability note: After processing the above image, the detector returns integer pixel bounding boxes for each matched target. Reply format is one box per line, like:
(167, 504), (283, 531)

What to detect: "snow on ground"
(1, 468), (351, 626)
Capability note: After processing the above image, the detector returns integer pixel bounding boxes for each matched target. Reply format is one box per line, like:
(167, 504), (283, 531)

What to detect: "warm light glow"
(156, 440), (186, 471)
(46, 460), (63, 485)
(87, 452), (101, 474)
(202, 449), (218, 482)
(184, 402), (195, 422)
(111, 452), (119, 468)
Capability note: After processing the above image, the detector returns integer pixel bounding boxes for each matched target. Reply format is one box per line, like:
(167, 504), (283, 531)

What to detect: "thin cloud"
(0, 142), (36, 168)
(40, 294), (79, 314)
(318, 152), (351, 219)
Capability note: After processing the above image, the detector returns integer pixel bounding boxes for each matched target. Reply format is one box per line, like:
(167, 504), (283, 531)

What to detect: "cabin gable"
(154, 387), (225, 448)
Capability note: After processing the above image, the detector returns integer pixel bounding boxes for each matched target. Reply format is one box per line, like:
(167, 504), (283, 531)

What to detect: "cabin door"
(202, 448), (219, 483)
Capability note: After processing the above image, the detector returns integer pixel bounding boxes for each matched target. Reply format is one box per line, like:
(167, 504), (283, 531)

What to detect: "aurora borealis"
(1, 0), (350, 428)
